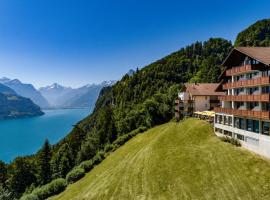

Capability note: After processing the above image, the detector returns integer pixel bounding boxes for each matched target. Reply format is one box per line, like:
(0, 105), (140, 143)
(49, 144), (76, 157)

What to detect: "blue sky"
(0, 0), (269, 88)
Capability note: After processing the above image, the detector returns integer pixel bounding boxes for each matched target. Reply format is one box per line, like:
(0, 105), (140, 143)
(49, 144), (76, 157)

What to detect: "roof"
(222, 47), (270, 66)
(184, 83), (224, 96)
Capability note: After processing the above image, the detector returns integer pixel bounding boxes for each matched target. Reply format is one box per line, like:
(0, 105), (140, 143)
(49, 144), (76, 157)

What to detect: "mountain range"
(0, 83), (44, 119)
(0, 78), (50, 109)
(39, 81), (115, 110)
(0, 77), (115, 110)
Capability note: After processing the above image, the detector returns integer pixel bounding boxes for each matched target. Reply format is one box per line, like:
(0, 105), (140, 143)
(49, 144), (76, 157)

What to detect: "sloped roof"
(236, 47), (270, 65)
(184, 83), (224, 96)
(223, 47), (270, 66)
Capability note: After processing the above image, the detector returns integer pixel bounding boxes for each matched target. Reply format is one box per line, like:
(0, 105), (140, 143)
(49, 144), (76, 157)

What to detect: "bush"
(66, 167), (85, 184)
(221, 136), (241, 147)
(104, 143), (118, 153)
(79, 160), (94, 172)
(22, 178), (67, 200)
(20, 194), (39, 200)
(92, 151), (105, 166)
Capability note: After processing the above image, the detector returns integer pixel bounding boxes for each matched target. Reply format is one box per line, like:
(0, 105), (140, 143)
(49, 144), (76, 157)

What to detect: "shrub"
(20, 194), (39, 200)
(221, 136), (241, 147)
(79, 160), (94, 172)
(23, 178), (67, 200)
(92, 151), (105, 166)
(66, 167), (85, 184)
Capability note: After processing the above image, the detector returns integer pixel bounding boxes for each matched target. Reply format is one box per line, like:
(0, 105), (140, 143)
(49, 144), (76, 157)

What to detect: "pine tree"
(37, 139), (52, 185)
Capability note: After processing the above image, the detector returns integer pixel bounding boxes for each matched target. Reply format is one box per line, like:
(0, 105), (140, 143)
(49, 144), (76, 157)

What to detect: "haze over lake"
(0, 108), (89, 163)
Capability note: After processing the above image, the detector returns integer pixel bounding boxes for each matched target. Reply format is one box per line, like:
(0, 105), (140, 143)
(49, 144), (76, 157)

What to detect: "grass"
(52, 118), (270, 200)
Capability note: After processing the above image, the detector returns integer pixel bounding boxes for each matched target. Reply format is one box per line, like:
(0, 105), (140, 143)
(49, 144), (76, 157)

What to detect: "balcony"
(175, 99), (180, 104)
(214, 107), (270, 120)
(223, 76), (270, 90)
(218, 94), (270, 102)
(225, 64), (260, 76)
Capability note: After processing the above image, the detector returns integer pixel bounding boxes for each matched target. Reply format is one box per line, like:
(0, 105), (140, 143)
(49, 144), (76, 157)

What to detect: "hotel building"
(175, 83), (223, 119)
(214, 47), (270, 158)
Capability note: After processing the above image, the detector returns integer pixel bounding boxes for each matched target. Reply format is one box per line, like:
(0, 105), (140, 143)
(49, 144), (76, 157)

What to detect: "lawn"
(52, 118), (270, 200)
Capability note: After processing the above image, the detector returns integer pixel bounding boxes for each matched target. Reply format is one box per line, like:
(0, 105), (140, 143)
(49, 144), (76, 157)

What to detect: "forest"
(1, 18), (270, 200)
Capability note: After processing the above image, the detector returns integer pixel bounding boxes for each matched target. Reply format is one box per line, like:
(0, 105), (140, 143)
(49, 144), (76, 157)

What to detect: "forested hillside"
(5, 16), (270, 197)
(235, 19), (270, 47)
(0, 38), (231, 199)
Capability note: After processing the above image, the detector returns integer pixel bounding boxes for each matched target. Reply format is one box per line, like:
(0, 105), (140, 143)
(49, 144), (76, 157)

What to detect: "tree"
(51, 143), (74, 179)
(0, 160), (7, 185)
(8, 157), (37, 198)
(37, 139), (52, 185)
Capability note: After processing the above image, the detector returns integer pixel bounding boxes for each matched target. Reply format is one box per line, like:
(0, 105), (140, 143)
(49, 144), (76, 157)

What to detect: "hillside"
(235, 18), (270, 46)
(52, 119), (270, 200)
(0, 92), (44, 119)
(2, 38), (233, 198)
(0, 78), (50, 109)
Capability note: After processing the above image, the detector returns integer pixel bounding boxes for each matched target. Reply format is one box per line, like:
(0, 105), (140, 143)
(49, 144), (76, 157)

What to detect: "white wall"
(193, 96), (210, 111)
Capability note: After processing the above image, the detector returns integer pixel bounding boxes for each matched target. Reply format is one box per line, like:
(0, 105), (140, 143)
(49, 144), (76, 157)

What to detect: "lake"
(0, 108), (90, 163)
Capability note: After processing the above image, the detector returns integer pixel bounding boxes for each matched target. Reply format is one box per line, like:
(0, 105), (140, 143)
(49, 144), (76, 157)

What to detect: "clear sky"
(0, 0), (269, 88)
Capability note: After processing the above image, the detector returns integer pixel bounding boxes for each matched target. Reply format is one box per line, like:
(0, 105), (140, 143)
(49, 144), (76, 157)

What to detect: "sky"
(0, 0), (269, 88)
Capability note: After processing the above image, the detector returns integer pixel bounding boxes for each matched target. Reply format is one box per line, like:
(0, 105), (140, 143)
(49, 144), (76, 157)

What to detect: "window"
(224, 116), (232, 126)
(262, 121), (270, 136)
(262, 103), (270, 111)
(224, 130), (232, 137)
(262, 86), (270, 94)
(239, 118), (245, 130)
(236, 134), (244, 141)
(247, 119), (259, 133)
(253, 120), (259, 133)
(215, 128), (223, 134)
(234, 117), (240, 128)
(235, 88), (245, 95)
(247, 102), (259, 110)
(205, 96), (208, 100)
(235, 102), (244, 109)
(247, 87), (259, 95)
(247, 119), (253, 131)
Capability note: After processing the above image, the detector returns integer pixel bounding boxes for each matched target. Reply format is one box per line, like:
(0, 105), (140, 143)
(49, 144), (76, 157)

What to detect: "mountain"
(53, 119), (270, 200)
(235, 18), (270, 47)
(0, 83), (16, 95)
(4, 38), (232, 198)
(39, 81), (115, 109)
(127, 69), (135, 76)
(0, 91), (44, 120)
(39, 83), (72, 108)
(0, 78), (50, 109)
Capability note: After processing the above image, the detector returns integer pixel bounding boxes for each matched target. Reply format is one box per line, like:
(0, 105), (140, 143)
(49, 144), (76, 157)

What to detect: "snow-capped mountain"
(39, 81), (115, 109)
(0, 77), (50, 109)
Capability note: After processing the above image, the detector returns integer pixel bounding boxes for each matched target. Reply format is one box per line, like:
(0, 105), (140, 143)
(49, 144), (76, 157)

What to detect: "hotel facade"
(214, 47), (270, 158)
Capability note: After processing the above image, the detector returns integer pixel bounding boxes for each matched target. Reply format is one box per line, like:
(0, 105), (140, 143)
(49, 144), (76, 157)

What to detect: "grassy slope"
(53, 118), (270, 200)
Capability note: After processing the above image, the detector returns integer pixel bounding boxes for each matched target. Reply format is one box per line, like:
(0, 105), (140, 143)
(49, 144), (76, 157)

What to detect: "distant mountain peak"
(127, 69), (135, 76)
(8, 79), (22, 84)
(101, 80), (116, 86)
(0, 77), (11, 83)
(50, 83), (64, 89)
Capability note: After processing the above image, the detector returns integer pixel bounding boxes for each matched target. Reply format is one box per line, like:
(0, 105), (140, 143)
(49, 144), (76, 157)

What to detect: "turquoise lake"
(0, 108), (90, 163)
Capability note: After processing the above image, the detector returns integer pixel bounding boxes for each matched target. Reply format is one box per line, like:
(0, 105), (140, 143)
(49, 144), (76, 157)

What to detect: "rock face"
(0, 91), (44, 119)
(39, 81), (115, 110)
(0, 78), (50, 109)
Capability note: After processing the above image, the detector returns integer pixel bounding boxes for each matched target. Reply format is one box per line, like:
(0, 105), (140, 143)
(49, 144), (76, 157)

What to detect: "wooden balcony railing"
(223, 76), (270, 90)
(225, 64), (260, 76)
(214, 107), (270, 120)
(218, 94), (270, 102)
